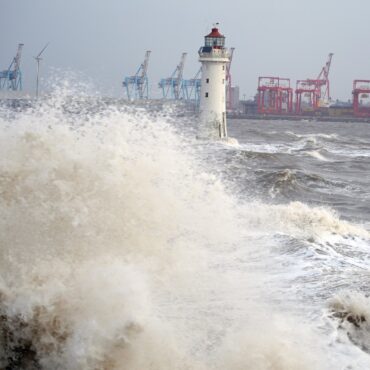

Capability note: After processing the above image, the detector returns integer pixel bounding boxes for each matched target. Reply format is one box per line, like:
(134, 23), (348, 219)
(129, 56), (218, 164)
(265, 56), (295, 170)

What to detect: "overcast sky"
(1, 0), (369, 100)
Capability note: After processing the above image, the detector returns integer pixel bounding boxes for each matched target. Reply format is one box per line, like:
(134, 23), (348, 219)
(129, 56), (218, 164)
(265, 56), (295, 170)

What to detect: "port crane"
(353, 80), (370, 117)
(159, 52), (187, 99)
(317, 52), (334, 105)
(299, 53), (334, 108)
(295, 53), (334, 113)
(182, 67), (202, 106)
(0, 43), (24, 91)
(123, 50), (151, 100)
(295, 79), (320, 114)
(257, 76), (293, 114)
(226, 47), (235, 110)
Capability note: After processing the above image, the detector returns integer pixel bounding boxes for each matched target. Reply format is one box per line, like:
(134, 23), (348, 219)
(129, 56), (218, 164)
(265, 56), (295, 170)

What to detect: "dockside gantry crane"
(159, 52), (187, 99)
(353, 80), (370, 117)
(123, 50), (151, 100)
(318, 53), (334, 104)
(226, 47), (235, 110)
(258, 77), (293, 114)
(295, 53), (334, 113)
(308, 52), (334, 106)
(182, 67), (201, 105)
(0, 43), (24, 91)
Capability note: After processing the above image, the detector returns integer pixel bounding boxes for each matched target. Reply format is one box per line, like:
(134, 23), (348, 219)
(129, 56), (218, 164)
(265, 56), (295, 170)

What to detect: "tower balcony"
(198, 47), (230, 62)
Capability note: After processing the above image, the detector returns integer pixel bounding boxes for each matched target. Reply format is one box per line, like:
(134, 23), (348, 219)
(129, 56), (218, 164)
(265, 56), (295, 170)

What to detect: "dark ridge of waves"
(238, 150), (280, 161)
(255, 168), (349, 199)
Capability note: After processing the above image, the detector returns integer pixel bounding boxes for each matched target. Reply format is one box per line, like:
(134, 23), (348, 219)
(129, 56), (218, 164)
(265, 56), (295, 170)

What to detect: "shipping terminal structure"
(1, 28), (370, 121)
(119, 28), (370, 122)
(240, 54), (370, 121)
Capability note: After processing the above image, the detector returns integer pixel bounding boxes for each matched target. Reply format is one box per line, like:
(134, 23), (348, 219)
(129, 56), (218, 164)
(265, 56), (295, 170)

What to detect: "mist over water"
(0, 85), (370, 369)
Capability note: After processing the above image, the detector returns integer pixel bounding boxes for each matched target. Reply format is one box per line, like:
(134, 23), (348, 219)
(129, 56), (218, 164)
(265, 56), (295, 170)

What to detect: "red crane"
(226, 47), (235, 110)
(295, 79), (320, 114)
(305, 53), (334, 106)
(257, 76), (293, 115)
(353, 80), (370, 117)
(316, 52), (334, 104)
(295, 53), (334, 114)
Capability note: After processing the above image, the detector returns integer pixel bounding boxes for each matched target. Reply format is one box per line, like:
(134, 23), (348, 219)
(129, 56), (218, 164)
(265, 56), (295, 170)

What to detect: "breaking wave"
(258, 169), (346, 199)
(0, 86), (369, 369)
(328, 291), (370, 355)
(286, 131), (340, 141)
(0, 91), (239, 369)
(305, 150), (329, 161)
(243, 201), (369, 242)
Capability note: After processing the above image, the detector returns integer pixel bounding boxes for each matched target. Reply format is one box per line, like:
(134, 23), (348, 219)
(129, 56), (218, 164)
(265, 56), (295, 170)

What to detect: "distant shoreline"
(227, 113), (370, 124)
(1, 97), (369, 123)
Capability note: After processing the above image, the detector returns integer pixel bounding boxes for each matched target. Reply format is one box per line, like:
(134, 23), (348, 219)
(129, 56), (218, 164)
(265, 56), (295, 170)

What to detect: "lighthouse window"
(206, 78), (209, 83)
(205, 37), (213, 47)
(205, 37), (225, 47)
(222, 79), (225, 84)
(205, 92), (209, 98)
(216, 38), (225, 47)
(222, 66), (225, 70)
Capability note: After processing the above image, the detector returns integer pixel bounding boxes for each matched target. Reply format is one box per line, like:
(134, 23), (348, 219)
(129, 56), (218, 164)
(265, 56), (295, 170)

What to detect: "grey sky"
(1, 0), (369, 100)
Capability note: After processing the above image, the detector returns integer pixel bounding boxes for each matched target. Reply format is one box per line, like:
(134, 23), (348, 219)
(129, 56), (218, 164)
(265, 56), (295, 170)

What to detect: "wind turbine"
(34, 43), (49, 98)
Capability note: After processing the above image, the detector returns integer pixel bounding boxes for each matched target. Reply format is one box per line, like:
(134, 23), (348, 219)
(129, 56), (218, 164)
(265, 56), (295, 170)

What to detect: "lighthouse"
(198, 25), (230, 139)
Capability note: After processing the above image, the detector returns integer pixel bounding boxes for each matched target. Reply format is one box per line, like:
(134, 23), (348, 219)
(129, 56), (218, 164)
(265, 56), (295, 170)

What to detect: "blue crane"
(158, 52), (187, 99)
(182, 67), (202, 106)
(0, 43), (24, 91)
(122, 51), (151, 100)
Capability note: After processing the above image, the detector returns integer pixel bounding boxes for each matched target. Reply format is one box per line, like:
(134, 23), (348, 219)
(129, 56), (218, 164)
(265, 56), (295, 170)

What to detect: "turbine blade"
(36, 43), (49, 58)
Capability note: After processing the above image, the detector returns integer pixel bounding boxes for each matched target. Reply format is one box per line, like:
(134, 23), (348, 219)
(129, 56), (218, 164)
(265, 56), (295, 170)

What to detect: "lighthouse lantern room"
(198, 25), (230, 139)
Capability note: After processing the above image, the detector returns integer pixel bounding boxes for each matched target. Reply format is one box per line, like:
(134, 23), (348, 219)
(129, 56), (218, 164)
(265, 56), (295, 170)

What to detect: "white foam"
(242, 201), (369, 241)
(305, 150), (329, 161)
(0, 86), (369, 369)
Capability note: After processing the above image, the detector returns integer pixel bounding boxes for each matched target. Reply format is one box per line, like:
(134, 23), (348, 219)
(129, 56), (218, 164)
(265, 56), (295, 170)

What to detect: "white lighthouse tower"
(198, 25), (230, 139)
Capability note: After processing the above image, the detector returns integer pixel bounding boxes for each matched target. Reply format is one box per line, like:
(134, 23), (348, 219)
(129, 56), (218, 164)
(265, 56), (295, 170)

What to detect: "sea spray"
(0, 90), (243, 369)
(0, 87), (369, 369)
(245, 201), (370, 241)
(328, 291), (370, 354)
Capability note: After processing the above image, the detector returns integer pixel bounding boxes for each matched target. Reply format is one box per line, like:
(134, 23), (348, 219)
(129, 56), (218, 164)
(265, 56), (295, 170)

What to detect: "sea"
(0, 88), (369, 369)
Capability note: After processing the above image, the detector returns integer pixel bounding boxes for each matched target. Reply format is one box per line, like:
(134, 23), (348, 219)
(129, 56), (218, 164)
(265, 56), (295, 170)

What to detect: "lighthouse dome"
(204, 27), (225, 48)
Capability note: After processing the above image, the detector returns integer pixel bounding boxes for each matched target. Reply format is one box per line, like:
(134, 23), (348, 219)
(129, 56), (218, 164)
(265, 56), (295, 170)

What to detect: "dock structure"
(257, 77), (293, 115)
(158, 53), (187, 100)
(0, 44), (24, 92)
(122, 51), (151, 100)
(182, 68), (201, 106)
(353, 80), (370, 118)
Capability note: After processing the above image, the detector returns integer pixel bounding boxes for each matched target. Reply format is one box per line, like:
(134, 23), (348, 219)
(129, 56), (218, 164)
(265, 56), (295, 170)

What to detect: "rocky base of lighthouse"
(197, 115), (227, 140)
